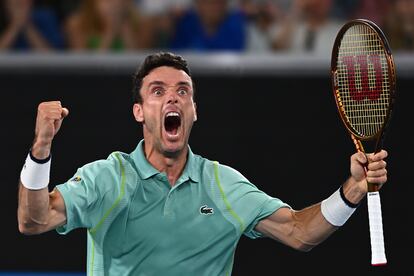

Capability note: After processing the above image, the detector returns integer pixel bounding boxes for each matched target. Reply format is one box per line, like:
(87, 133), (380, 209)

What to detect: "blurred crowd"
(0, 0), (413, 54)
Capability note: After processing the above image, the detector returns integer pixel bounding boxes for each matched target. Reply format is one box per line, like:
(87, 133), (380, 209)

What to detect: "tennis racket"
(331, 19), (396, 266)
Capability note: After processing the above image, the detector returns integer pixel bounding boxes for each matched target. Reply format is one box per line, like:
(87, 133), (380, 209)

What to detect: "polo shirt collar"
(131, 139), (199, 183)
(184, 146), (200, 183)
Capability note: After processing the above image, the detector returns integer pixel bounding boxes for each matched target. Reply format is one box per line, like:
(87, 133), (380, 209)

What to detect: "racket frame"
(331, 19), (396, 163)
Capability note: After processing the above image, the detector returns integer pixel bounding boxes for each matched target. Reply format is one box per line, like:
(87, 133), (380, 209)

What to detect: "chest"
(118, 178), (236, 254)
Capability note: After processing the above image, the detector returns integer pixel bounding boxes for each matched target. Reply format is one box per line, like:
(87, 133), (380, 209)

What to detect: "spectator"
(241, 0), (285, 52)
(0, 0), (65, 51)
(134, 0), (191, 49)
(351, 0), (390, 28)
(331, 0), (359, 20)
(384, 0), (414, 51)
(273, 0), (345, 55)
(170, 0), (246, 52)
(64, 0), (149, 52)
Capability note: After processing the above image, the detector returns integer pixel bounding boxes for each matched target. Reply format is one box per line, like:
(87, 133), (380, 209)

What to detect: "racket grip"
(367, 191), (387, 266)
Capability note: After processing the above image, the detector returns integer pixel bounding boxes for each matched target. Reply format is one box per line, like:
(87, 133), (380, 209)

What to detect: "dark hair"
(132, 52), (192, 103)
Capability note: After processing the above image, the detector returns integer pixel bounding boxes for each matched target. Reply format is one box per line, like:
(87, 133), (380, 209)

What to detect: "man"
(18, 52), (388, 275)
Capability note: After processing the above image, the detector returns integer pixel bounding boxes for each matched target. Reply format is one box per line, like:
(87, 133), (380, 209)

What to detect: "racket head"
(331, 19), (396, 148)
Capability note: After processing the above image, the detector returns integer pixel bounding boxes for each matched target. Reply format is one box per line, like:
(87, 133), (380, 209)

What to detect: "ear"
(133, 103), (144, 122)
(193, 102), (197, 122)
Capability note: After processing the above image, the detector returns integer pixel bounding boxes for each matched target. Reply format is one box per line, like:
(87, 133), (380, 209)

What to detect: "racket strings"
(336, 24), (391, 138)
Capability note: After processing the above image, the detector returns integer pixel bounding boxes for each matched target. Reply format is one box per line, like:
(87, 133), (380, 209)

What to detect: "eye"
(153, 87), (164, 96)
(177, 88), (188, 95)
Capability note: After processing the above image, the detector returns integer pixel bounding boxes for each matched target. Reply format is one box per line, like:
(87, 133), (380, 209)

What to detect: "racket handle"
(367, 191), (387, 266)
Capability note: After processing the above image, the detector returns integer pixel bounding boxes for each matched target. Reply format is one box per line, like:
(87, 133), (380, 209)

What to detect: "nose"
(166, 89), (178, 104)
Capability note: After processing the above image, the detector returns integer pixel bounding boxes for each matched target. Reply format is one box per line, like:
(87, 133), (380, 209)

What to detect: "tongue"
(166, 125), (178, 135)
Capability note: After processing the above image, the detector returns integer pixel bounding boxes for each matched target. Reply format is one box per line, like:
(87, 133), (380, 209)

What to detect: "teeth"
(166, 112), (180, 117)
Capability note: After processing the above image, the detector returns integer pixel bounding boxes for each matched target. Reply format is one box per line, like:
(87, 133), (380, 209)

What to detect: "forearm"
(25, 23), (52, 51)
(256, 204), (337, 252)
(291, 154), (384, 250)
(0, 24), (21, 49)
(18, 140), (52, 233)
(18, 182), (50, 233)
(290, 203), (338, 250)
(300, 174), (373, 247)
(258, 182), (360, 251)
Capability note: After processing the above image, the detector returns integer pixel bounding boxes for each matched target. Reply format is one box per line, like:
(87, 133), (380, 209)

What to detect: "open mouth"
(164, 112), (181, 136)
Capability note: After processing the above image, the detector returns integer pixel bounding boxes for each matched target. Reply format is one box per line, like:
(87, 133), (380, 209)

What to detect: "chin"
(162, 148), (182, 158)
(162, 142), (186, 158)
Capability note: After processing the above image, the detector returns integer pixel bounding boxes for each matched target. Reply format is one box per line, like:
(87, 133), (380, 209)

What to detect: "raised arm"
(255, 150), (388, 251)
(18, 101), (69, 235)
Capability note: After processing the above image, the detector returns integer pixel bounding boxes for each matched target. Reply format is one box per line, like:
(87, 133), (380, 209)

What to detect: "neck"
(144, 142), (188, 187)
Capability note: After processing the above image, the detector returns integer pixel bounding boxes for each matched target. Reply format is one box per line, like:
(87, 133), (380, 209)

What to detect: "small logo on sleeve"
(70, 176), (82, 182)
(200, 205), (214, 215)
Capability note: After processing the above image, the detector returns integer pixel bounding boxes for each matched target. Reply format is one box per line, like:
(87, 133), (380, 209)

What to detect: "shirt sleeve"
(216, 164), (291, 239)
(55, 156), (121, 235)
(242, 192), (291, 239)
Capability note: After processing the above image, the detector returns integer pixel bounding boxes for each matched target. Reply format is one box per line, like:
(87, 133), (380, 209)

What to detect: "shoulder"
(78, 151), (133, 179)
(60, 151), (137, 198)
(215, 162), (248, 182)
(195, 155), (249, 185)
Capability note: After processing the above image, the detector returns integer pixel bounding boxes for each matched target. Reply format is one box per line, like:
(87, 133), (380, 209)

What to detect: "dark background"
(1, 63), (412, 275)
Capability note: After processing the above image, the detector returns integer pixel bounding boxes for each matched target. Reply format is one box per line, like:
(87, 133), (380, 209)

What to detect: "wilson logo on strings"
(341, 54), (383, 101)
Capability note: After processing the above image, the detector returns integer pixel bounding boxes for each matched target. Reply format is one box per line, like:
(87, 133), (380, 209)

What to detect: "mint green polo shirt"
(56, 140), (289, 276)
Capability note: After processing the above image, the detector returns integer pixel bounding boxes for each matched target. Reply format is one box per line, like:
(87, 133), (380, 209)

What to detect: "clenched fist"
(349, 150), (388, 195)
(32, 101), (69, 159)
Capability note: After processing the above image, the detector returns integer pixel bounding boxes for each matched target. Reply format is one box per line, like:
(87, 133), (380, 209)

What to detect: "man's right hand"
(32, 101), (69, 159)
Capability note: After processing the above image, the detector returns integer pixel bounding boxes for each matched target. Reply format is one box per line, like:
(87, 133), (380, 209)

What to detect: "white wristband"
(321, 188), (357, 226)
(20, 152), (51, 190)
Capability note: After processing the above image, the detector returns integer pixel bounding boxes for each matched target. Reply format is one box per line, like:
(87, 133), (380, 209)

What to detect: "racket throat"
(351, 135), (365, 152)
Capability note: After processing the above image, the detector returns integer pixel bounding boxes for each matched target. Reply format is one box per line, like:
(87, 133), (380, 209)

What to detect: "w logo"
(341, 54), (383, 101)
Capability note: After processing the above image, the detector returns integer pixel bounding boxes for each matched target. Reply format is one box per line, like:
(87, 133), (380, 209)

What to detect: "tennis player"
(18, 52), (388, 275)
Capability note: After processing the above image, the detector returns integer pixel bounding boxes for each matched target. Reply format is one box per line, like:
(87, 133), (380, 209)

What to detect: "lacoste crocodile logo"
(200, 205), (214, 215)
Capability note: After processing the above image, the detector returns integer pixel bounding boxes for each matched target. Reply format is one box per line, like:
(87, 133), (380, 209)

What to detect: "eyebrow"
(148, 81), (165, 87)
(148, 81), (192, 88)
(176, 81), (192, 87)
